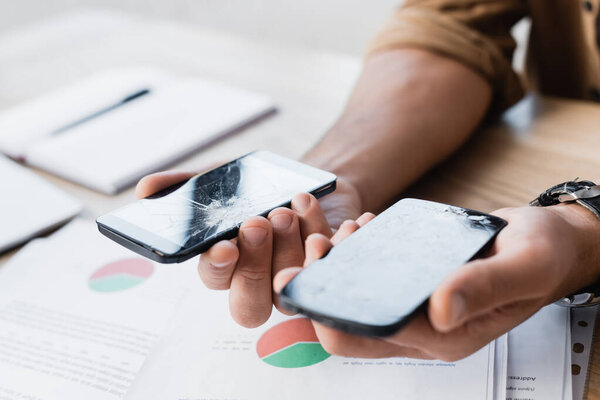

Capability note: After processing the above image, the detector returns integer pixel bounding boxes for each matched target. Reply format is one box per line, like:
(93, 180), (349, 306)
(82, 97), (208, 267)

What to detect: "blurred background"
(1, 0), (400, 55)
(0, 0), (530, 245)
(0, 1), (412, 225)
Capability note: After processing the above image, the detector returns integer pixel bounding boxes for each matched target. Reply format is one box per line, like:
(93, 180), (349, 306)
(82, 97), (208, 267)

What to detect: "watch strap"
(530, 180), (600, 220)
(530, 180), (600, 307)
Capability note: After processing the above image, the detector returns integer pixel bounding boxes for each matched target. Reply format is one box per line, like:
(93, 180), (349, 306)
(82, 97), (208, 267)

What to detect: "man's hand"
(274, 204), (600, 361)
(135, 169), (363, 328)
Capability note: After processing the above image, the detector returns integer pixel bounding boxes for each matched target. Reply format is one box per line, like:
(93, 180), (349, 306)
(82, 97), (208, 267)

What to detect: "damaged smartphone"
(96, 151), (336, 263)
(279, 198), (507, 337)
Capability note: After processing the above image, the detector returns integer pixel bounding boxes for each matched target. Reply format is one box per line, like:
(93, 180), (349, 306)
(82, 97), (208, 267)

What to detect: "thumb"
(273, 267), (303, 294)
(135, 161), (225, 198)
(273, 233), (333, 294)
(303, 233), (334, 267)
(428, 249), (546, 333)
(136, 171), (197, 199)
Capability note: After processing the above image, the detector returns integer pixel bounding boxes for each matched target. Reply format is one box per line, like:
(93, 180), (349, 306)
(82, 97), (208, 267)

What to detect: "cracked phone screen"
(282, 199), (507, 332)
(111, 155), (327, 250)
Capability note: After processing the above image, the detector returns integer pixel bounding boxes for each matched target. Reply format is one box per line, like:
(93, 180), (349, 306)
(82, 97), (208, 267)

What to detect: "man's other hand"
(274, 204), (600, 361)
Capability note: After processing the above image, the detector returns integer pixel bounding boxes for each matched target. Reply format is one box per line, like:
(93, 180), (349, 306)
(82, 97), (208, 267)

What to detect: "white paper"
(0, 220), (187, 400)
(127, 264), (496, 400)
(0, 155), (81, 252)
(564, 319), (573, 400)
(506, 305), (570, 400)
(0, 220), (497, 399)
(495, 334), (508, 400)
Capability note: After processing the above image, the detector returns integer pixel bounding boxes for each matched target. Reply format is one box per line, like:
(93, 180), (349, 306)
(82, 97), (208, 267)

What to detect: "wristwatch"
(530, 180), (600, 307)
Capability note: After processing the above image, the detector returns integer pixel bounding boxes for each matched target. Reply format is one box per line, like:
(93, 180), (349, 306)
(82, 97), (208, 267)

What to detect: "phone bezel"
(96, 150), (337, 264)
(279, 200), (507, 337)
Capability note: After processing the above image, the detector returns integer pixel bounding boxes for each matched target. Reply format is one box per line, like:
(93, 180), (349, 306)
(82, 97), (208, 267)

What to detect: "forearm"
(302, 49), (493, 212)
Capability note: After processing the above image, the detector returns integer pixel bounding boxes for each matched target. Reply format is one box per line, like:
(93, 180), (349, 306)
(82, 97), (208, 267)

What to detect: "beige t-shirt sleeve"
(367, 0), (528, 113)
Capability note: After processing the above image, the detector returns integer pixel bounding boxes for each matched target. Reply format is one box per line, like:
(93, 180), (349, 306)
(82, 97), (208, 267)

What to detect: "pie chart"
(89, 258), (154, 293)
(256, 318), (330, 368)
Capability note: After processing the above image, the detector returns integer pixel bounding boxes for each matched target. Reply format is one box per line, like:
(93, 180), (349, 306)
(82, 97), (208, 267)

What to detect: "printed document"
(0, 220), (497, 400)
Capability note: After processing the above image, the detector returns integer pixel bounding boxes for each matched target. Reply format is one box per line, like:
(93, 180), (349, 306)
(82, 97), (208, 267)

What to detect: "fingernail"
(242, 227), (268, 246)
(210, 259), (231, 268)
(450, 292), (466, 325)
(294, 194), (311, 212)
(271, 213), (293, 231)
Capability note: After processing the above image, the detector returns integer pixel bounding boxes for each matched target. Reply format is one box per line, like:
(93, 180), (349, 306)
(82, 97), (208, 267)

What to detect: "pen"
(51, 88), (151, 135)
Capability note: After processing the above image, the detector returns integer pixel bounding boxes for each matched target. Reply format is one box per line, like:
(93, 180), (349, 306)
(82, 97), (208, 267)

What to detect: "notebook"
(506, 305), (571, 400)
(571, 306), (598, 400)
(0, 68), (275, 194)
(0, 155), (81, 252)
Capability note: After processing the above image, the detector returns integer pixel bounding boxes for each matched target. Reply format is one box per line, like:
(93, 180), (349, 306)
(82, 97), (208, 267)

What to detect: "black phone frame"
(97, 151), (337, 264)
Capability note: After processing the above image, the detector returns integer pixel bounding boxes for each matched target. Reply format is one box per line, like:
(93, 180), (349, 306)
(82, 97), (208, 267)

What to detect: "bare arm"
(303, 48), (493, 211)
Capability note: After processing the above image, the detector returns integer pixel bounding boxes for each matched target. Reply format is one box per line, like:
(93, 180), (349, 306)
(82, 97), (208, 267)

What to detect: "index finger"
(292, 193), (332, 239)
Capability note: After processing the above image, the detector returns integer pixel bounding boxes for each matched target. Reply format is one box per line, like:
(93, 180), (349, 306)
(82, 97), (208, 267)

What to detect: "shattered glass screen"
(111, 155), (329, 249)
(282, 198), (506, 329)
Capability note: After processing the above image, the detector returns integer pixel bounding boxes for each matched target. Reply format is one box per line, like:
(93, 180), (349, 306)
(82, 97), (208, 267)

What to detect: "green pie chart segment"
(89, 258), (154, 293)
(89, 274), (147, 293)
(261, 342), (330, 368)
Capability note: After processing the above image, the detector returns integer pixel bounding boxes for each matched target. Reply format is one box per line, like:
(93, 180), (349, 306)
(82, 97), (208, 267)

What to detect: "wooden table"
(1, 10), (600, 399)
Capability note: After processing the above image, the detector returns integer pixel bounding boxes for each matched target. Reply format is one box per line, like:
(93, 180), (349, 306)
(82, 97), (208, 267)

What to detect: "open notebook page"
(506, 305), (570, 400)
(495, 334), (508, 400)
(571, 306), (598, 400)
